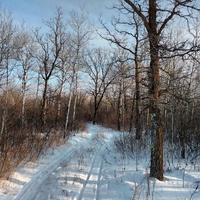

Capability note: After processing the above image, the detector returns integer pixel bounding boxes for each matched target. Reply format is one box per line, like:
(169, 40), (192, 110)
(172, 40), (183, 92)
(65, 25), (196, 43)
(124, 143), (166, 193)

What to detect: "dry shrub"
(70, 120), (87, 132)
(0, 134), (30, 179)
(114, 132), (135, 157)
(0, 90), (89, 180)
(47, 129), (65, 146)
(0, 128), (67, 180)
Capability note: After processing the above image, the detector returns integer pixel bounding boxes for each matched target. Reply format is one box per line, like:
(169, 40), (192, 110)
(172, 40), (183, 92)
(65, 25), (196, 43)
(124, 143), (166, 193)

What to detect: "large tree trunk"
(64, 82), (73, 137)
(148, 0), (163, 181)
(71, 73), (78, 131)
(117, 78), (123, 131)
(129, 93), (135, 133)
(41, 79), (48, 132)
(93, 102), (97, 125)
(135, 60), (141, 140)
(21, 69), (27, 128)
(71, 92), (77, 131)
(56, 80), (64, 127)
(92, 85), (98, 125)
(149, 54), (164, 180)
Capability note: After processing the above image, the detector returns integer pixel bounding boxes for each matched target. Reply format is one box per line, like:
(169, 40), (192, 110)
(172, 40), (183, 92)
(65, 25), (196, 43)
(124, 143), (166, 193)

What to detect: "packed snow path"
(1, 124), (200, 200)
(13, 146), (77, 200)
(12, 124), (118, 200)
(77, 147), (104, 200)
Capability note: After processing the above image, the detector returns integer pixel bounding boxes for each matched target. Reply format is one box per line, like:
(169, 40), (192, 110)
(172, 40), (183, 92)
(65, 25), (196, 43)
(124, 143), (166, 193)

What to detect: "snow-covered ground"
(0, 124), (200, 200)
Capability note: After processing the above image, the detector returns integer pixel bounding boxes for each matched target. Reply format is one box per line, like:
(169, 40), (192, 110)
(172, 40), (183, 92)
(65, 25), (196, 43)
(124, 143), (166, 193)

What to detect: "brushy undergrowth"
(0, 120), (87, 180)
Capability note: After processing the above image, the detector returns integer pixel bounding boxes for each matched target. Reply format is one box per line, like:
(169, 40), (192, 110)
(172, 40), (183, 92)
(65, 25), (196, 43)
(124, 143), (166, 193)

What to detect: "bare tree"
(14, 27), (37, 128)
(64, 9), (92, 135)
(99, 6), (148, 140)
(55, 33), (71, 128)
(121, 0), (200, 181)
(111, 49), (132, 131)
(160, 24), (200, 162)
(100, 0), (200, 180)
(34, 8), (66, 132)
(0, 10), (15, 143)
(84, 48), (117, 124)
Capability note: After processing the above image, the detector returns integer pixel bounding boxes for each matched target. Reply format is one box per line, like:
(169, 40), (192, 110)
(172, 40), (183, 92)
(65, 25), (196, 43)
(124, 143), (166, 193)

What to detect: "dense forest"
(0, 0), (200, 181)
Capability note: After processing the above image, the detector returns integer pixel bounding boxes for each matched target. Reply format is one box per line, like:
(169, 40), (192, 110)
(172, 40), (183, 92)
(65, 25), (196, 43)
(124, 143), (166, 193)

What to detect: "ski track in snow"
(13, 145), (78, 200)
(95, 157), (104, 200)
(12, 125), (112, 200)
(77, 146), (103, 200)
(2, 124), (200, 200)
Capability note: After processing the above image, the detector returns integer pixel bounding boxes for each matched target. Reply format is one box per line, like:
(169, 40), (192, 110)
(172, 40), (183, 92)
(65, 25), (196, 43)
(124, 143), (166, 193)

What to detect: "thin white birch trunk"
(71, 72), (78, 131)
(64, 76), (74, 137)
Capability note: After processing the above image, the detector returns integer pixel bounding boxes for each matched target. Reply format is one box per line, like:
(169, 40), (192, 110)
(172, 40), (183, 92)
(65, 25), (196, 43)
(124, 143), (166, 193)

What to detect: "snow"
(0, 124), (200, 200)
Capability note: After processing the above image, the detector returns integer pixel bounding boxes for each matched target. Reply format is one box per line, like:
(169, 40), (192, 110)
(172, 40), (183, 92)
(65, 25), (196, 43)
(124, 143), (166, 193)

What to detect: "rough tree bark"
(147, 0), (164, 180)
(122, 0), (200, 181)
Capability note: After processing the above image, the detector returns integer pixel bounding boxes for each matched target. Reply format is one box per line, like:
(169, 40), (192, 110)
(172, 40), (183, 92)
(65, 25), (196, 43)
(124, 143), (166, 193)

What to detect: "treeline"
(0, 1), (200, 180)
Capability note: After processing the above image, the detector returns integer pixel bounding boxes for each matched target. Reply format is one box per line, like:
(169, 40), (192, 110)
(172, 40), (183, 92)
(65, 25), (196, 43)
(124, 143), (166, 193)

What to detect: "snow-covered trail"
(77, 147), (103, 200)
(33, 125), (114, 200)
(10, 124), (116, 200)
(13, 146), (77, 200)
(1, 124), (200, 200)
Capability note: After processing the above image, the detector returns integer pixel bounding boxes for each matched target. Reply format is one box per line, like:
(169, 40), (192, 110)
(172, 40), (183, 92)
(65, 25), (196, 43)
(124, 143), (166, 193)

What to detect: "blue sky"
(0, 0), (113, 28)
